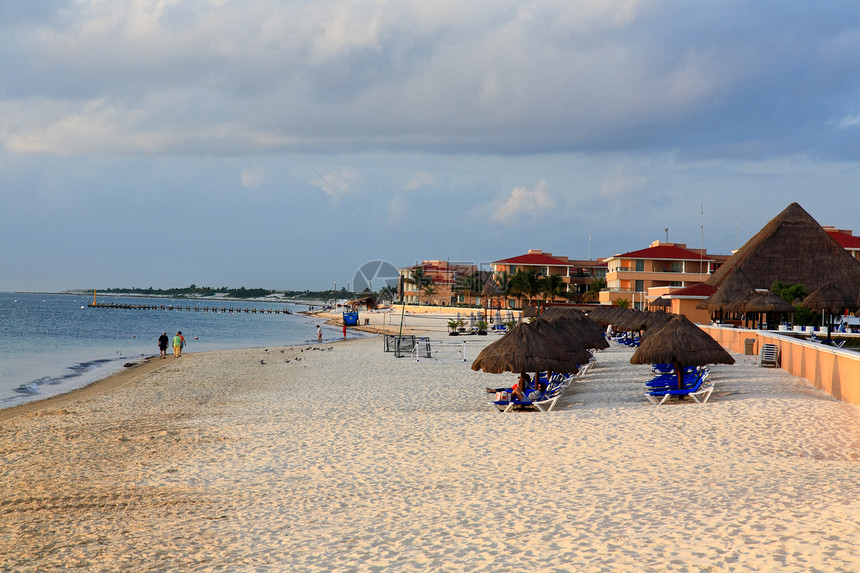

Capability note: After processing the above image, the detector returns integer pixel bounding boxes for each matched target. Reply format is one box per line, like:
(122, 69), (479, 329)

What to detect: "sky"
(2, 0), (860, 293)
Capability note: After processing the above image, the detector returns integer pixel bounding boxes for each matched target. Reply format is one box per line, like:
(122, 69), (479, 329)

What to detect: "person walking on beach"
(317, 325), (322, 342)
(158, 332), (169, 359)
(173, 331), (183, 357)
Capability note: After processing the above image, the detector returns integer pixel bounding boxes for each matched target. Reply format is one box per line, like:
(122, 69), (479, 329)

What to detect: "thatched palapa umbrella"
(732, 290), (794, 329)
(630, 315), (735, 390)
(481, 278), (505, 315)
(471, 320), (589, 375)
(801, 283), (858, 340)
(538, 307), (609, 351)
(699, 269), (755, 324)
(649, 296), (671, 311)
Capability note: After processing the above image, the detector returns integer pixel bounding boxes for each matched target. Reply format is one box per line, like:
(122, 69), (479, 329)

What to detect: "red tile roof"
(826, 229), (860, 249)
(615, 245), (714, 261)
(667, 283), (718, 297)
(493, 253), (572, 266)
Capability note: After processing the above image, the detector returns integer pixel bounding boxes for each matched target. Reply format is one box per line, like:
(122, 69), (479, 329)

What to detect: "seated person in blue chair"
(485, 373), (545, 401)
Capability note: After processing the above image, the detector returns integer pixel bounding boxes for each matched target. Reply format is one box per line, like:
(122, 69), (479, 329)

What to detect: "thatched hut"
(707, 203), (860, 299)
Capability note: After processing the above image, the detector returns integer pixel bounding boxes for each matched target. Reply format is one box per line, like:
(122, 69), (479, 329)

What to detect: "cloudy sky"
(2, 1), (859, 292)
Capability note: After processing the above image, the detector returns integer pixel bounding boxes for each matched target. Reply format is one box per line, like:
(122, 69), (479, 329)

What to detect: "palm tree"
(582, 277), (606, 303)
(405, 266), (434, 304)
(422, 283), (437, 305)
(771, 281), (807, 305)
(540, 274), (566, 303)
(615, 298), (631, 308)
(511, 269), (543, 308)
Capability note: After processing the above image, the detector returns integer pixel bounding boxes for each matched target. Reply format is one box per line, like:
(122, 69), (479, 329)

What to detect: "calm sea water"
(0, 292), (352, 409)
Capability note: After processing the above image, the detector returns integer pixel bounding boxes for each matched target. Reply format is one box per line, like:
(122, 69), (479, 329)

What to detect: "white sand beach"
(1, 332), (859, 572)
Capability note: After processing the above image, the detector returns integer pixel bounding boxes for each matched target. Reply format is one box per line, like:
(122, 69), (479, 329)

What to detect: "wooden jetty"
(88, 302), (292, 314)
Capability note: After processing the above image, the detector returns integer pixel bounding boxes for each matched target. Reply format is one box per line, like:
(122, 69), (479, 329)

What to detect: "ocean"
(0, 292), (351, 410)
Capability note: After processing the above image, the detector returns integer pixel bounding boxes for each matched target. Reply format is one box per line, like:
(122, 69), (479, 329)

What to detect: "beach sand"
(1, 334), (859, 572)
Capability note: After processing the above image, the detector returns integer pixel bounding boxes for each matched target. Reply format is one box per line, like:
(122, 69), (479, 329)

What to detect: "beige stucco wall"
(701, 325), (860, 406)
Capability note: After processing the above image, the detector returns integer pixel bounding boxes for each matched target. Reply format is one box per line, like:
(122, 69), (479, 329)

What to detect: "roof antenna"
(663, 228), (669, 243)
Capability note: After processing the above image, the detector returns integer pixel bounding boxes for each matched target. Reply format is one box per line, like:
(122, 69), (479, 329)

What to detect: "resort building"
(599, 241), (728, 309)
(490, 250), (607, 309)
(397, 260), (479, 306)
(824, 226), (860, 262)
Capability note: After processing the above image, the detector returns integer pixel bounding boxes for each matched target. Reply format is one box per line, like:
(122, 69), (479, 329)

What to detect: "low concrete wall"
(701, 325), (860, 407)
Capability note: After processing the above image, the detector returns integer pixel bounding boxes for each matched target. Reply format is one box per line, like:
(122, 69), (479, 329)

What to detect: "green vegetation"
(770, 281), (819, 326)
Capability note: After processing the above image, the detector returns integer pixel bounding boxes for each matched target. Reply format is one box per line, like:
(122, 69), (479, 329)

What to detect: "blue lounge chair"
(645, 372), (714, 405)
(646, 366), (709, 390)
(491, 377), (570, 412)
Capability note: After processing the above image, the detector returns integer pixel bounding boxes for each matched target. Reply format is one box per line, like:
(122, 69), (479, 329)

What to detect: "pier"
(88, 302), (292, 314)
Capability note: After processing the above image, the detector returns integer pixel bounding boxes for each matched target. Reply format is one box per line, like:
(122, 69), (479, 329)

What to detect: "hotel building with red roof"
(599, 241), (729, 309)
(824, 226), (860, 262)
(398, 260), (478, 306)
(490, 250), (608, 308)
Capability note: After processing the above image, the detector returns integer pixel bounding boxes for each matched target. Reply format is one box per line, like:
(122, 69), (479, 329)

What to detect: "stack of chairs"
(759, 344), (779, 367)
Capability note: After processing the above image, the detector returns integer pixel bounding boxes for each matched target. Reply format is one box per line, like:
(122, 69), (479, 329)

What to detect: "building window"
(671, 261), (683, 273)
(635, 280), (644, 292)
(635, 260), (644, 272)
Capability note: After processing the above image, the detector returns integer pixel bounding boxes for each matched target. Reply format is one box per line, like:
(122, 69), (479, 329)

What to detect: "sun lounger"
(644, 372), (714, 405)
(760, 344), (779, 367)
(646, 366), (708, 389)
(491, 376), (571, 412)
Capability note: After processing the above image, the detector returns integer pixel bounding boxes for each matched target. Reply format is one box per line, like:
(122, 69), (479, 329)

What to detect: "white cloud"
(599, 175), (647, 198)
(838, 114), (860, 128)
(241, 167), (265, 188)
(311, 168), (357, 202)
(491, 180), (559, 225)
(403, 171), (434, 192)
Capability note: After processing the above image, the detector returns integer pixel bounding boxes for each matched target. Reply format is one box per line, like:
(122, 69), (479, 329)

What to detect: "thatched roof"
(481, 278), (505, 296)
(538, 307), (609, 350)
(706, 203), (860, 297)
(471, 320), (587, 374)
(801, 282), (858, 313)
(649, 296), (671, 308)
(698, 268), (755, 311)
(630, 314), (735, 368)
(733, 291), (794, 313)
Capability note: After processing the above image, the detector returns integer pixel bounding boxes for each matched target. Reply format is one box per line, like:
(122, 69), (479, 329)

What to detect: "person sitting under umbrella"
(485, 372), (530, 399)
(485, 373), (546, 401)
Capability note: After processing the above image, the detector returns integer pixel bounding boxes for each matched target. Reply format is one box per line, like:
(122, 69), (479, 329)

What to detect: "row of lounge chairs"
(610, 333), (640, 347)
(490, 356), (596, 413)
(643, 364), (714, 405)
